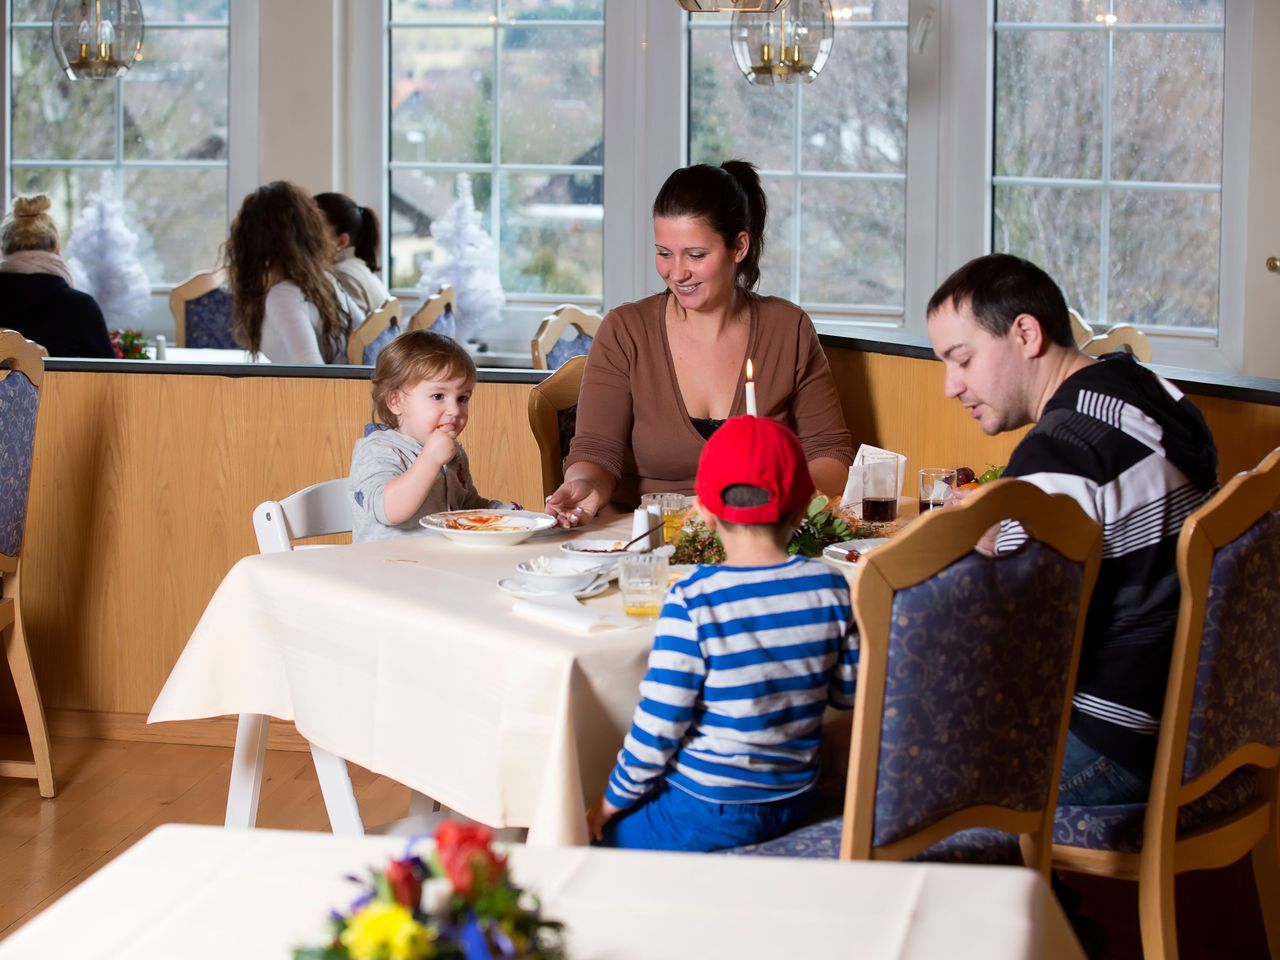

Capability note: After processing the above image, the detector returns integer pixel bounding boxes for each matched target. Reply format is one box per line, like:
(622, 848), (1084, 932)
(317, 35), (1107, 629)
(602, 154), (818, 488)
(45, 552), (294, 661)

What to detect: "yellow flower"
(339, 902), (433, 960)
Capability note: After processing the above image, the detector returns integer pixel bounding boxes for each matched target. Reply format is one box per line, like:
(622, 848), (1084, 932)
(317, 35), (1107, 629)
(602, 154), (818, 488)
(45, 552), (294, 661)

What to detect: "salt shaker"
(630, 507), (653, 551)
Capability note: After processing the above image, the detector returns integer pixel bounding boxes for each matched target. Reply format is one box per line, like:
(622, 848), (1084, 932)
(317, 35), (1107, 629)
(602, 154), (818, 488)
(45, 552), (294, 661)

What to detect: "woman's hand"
(545, 478), (602, 527)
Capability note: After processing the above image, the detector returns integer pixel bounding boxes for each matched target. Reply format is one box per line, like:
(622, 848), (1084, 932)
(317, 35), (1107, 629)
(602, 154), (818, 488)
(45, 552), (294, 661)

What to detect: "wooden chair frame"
(407, 285), (457, 334)
(530, 304), (602, 370)
(168, 269), (229, 348)
(0, 330), (54, 797)
(1083, 323), (1153, 362)
(1052, 448), (1280, 960)
(346, 297), (403, 365)
(842, 479), (1102, 875)
(527, 354), (587, 499)
(1068, 307), (1094, 347)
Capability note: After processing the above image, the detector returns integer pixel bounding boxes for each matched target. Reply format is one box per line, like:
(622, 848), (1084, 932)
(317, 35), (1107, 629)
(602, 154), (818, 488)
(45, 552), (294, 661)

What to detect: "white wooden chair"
(1068, 307), (1093, 348)
(1083, 323), (1153, 362)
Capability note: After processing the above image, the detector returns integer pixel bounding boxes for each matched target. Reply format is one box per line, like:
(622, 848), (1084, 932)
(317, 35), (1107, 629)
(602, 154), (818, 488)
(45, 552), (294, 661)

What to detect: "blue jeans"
(597, 782), (817, 852)
(1058, 731), (1151, 805)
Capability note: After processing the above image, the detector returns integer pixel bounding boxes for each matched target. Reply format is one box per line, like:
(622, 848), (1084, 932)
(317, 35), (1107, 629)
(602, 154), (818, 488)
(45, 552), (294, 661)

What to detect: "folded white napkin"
(840, 443), (909, 512)
(511, 594), (639, 634)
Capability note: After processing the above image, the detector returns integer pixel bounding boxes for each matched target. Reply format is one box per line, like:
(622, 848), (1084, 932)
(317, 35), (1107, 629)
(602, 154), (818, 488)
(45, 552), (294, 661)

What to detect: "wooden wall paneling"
(1188, 393), (1280, 480)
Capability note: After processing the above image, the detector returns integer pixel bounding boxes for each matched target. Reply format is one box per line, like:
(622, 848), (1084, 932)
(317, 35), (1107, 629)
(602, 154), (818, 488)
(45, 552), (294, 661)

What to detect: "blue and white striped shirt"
(604, 556), (857, 811)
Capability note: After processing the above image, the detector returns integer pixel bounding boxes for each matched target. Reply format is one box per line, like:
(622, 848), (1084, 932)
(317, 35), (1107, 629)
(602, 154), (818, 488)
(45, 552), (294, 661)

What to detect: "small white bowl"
(514, 555), (608, 592)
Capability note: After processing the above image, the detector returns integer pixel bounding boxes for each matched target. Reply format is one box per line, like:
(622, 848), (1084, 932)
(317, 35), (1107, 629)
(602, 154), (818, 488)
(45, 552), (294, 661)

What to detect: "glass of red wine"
(918, 468), (954, 512)
(860, 454), (900, 522)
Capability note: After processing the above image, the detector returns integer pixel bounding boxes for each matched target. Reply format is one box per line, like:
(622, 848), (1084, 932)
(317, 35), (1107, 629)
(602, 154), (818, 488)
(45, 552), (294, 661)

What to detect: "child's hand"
(422, 422), (458, 466)
(586, 796), (620, 842)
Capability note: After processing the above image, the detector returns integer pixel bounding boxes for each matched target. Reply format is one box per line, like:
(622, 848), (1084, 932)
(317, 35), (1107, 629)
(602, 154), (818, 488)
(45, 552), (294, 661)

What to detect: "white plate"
(496, 575), (611, 600)
(821, 537), (891, 570)
(420, 509), (557, 546)
(560, 538), (635, 558)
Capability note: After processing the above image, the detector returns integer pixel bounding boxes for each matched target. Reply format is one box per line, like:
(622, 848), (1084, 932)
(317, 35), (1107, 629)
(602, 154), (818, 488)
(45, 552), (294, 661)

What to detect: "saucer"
(497, 576), (611, 601)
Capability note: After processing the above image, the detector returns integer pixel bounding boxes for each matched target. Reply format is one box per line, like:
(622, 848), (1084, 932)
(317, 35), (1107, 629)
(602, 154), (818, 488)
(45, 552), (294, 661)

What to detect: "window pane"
(995, 1), (1096, 23)
(125, 167), (227, 282)
(1111, 30), (1222, 183)
(499, 172), (602, 296)
(124, 28), (228, 161)
(688, 28), (793, 170)
(389, 169), (495, 289)
(799, 179), (904, 305)
(391, 27), (493, 164)
(141, 0), (228, 21)
(10, 30), (116, 161)
(994, 29), (1104, 179)
(391, 0), (494, 21)
(994, 184), (1102, 322)
(1109, 189), (1218, 329)
(501, 0), (603, 20)
(500, 25), (602, 165)
(758, 176), (793, 299)
(1117, 0), (1223, 25)
(7, 167), (114, 248)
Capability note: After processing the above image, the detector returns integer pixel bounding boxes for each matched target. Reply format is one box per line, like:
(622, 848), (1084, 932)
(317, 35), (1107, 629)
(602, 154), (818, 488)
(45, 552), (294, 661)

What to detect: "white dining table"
(0, 824), (1086, 960)
(148, 518), (655, 846)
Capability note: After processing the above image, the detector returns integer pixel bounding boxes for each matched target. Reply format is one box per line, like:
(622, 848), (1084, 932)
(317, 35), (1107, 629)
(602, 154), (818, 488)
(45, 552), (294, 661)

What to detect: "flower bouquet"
(109, 327), (150, 359)
(293, 822), (564, 960)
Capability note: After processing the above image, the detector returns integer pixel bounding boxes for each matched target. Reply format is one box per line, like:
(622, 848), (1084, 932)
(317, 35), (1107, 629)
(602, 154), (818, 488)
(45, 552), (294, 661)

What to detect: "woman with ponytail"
(546, 161), (852, 524)
(0, 194), (113, 357)
(314, 192), (389, 317)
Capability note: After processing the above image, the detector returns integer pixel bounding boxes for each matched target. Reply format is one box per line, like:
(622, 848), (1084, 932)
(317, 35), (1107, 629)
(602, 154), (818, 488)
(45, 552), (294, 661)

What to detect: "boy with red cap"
(587, 415), (858, 851)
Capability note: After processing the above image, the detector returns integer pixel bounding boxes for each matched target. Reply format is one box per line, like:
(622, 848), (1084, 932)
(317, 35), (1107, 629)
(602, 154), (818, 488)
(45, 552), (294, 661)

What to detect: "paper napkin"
(512, 594), (640, 635)
(840, 443), (909, 512)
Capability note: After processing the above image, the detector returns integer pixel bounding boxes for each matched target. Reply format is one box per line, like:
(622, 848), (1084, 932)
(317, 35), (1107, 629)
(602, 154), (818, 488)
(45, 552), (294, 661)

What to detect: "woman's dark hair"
(313, 192), (381, 273)
(224, 181), (347, 362)
(652, 160), (767, 292)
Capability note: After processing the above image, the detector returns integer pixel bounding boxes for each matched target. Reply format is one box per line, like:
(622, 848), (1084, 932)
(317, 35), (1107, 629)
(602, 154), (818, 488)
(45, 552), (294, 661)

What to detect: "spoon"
(618, 523), (664, 552)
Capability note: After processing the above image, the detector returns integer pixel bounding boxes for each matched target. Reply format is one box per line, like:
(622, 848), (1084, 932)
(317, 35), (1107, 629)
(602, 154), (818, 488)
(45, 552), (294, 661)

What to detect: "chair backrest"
(1068, 307), (1093, 347)
(1144, 447), (1280, 850)
(169, 269), (236, 349)
(843, 479), (1102, 874)
(252, 478), (353, 554)
(347, 297), (404, 365)
(1083, 323), (1152, 362)
(407, 284), (458, 335)
(531, 304), (602, 370)
(527, 354), (587, 498)
(0, 330), (44, 572)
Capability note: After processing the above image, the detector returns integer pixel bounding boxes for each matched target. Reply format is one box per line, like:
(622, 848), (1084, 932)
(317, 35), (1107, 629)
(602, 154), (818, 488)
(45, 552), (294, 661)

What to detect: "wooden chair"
(1083, 323), (1153, 362)
(527, 354), (586, 499)
(407, 284), (457, 335)
(0, 330), (55, 797)
(1069, 307), (1093, 347)
(346, 297), (403, 365)
(1051, 447), (1280, 960)
(729, 479), (1102, 876)
(531, 304), (602, 370)
(169, 269), (236, 349)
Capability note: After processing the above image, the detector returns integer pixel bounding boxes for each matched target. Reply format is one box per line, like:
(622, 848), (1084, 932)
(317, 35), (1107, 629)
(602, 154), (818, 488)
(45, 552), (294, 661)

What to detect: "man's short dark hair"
(926, 253), (1074, 348)
(717, 484), (795, 539)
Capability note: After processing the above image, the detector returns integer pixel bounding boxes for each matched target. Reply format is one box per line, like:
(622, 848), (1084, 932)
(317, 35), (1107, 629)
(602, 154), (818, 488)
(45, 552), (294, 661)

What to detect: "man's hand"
(586, 796), (621, 842)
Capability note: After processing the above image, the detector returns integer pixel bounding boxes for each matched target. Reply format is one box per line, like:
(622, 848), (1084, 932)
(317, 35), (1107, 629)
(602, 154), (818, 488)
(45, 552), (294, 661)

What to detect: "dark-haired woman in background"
(225, 181), (360, 364)
(314, 192), (389, 317)
(545, 161), (852, 525)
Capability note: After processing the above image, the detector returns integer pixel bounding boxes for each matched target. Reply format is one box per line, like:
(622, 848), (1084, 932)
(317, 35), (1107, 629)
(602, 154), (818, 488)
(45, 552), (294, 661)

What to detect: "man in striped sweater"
(927, 253), (1219, 805)
(587, 415), (858, 851)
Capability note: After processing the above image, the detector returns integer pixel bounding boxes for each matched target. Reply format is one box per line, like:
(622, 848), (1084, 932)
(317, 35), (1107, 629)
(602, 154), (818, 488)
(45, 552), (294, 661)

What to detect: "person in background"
(0, 194), (113, 358)
(545, 161), (853, 527)
(313, 192), (389, 318)
(588, 415), (857, 851)
(927, 252), (1219, 806)
(224, 181), (361, 365)
(350, 330), (514, 542)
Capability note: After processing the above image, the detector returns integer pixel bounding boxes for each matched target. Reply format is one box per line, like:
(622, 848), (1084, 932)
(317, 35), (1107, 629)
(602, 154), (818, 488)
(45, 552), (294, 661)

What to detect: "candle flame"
(745, 358), (754, 381)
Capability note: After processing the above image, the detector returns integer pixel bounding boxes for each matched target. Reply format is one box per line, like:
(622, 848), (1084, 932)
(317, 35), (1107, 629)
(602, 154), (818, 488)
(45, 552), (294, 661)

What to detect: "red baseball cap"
(695, 415), (814, 524)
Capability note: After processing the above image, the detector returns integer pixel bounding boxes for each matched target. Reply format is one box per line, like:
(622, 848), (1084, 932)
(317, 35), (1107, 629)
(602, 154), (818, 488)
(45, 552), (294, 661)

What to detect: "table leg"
(310, 744), (365, 836)
(225, 713), (269, 828)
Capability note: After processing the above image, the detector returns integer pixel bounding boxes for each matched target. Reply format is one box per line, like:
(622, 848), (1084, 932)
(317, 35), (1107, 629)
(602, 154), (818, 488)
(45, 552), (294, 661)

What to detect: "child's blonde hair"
(1, 194), (60, 255)
(371, 330), (476, 428)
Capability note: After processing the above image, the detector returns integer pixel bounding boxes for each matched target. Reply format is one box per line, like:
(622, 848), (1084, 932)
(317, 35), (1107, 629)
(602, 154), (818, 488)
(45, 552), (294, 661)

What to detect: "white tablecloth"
(148, 520), (653, 845)
(0, 824), (1085, 959)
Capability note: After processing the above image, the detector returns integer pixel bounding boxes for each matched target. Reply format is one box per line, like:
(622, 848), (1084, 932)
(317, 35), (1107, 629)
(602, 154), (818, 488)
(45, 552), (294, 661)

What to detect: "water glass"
(860, 454), (900, 522)
(641, 492), (688, 546)
(918, 468), (954, 512)
(617, 552), (669, 620)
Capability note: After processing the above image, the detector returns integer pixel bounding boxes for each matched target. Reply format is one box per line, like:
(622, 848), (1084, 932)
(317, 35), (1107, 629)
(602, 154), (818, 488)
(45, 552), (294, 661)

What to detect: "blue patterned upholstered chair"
(531, 305), (602, 370)
(727, 480), (1102, 876)
(408, 285), (458, 335)
(527, 355), (586, 499)
(347, 297), (403, 365)
(0, 330), (55, 797)
(168, 269), (237, 349)
(1051, 447), (1280, 960)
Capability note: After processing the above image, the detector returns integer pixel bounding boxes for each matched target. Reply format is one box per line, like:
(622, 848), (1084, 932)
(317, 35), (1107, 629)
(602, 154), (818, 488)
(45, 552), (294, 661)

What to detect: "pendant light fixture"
(730, 0), (835, 86)
(51, 0), (145, 80)
(676, 1), (786, 12)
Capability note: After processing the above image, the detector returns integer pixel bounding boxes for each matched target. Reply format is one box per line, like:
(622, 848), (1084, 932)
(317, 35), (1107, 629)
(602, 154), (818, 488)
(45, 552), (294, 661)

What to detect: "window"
(4, 0), (232, 285)
(387, 0), (604, 299)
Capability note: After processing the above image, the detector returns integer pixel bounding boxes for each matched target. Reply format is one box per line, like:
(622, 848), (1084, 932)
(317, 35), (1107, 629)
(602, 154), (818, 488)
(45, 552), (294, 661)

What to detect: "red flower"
(435, 822), (506, 899)
(385, 858), (422, 910)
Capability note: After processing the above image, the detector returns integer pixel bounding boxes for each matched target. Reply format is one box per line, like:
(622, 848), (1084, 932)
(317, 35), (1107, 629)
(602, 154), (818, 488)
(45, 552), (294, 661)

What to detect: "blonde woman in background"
(0, 194), (113, 357)
(314, 192), (389, 318)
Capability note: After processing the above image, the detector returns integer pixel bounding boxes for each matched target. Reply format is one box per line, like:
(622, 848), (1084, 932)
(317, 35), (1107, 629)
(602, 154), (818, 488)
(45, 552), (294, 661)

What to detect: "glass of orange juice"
(618, 553), (669, 620)
(641, 493), (688, 546)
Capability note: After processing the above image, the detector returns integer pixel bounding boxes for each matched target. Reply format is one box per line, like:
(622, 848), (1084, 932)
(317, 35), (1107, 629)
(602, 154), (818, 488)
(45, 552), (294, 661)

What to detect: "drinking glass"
(918, 468), (954, 512)
(641, 492), (688, 545)
(860, 454), (900, 522)
(617, 552), (668, 620)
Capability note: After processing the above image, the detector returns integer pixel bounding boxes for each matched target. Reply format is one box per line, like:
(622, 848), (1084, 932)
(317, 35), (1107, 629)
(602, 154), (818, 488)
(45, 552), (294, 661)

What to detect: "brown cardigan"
(564, 291), (853, 510)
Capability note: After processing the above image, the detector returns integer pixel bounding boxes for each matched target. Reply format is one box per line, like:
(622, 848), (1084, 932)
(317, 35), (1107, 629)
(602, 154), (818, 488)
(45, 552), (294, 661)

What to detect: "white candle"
(744, 358), (757, 417)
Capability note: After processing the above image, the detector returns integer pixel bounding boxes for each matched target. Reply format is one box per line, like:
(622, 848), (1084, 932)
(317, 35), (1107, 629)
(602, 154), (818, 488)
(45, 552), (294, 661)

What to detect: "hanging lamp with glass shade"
(730, 0), (834, 86)
(51, 0), (145, 80)
(676, 1), (786, 12)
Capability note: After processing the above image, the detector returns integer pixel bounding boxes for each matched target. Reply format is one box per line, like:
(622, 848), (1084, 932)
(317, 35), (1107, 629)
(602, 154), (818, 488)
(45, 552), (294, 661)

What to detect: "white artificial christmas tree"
(65, 193), (152, 330)
(416, 174), (505, 341)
